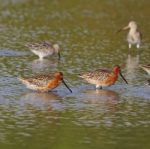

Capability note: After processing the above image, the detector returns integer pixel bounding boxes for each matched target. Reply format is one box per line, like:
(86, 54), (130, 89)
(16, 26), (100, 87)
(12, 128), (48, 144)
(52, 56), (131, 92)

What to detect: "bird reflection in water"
(20, 92), (62, 110)
(125, 54), (140, 83)
(29, 59), (58, 73)
(83, 89), (119, 112)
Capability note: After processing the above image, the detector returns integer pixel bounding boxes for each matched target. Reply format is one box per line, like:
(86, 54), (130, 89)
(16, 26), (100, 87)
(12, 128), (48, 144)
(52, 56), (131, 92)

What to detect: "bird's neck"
(113, 68), (120, 75)
(129, 28), (137, 34)
(54, 48), (59, 54)
(47, 78), (61, 88)
(110, 72), (119, 82)
(112, 72), (119, 78)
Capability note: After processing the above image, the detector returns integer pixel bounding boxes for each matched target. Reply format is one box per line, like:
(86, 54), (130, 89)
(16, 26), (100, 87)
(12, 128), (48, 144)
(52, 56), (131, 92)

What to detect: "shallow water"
(0, 0), (150, 149)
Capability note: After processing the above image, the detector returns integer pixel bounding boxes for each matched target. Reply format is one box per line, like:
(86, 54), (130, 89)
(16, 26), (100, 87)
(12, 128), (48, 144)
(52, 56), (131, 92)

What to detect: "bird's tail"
(78, 74), (84, 78)
(25, 43), (31, 48)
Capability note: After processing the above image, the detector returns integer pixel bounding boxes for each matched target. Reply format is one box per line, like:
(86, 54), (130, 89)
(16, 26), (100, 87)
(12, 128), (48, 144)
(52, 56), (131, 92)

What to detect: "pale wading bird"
(26, 41), (61, 60)
(79, 65), (128, 89)
(18, 72), (72, 93)
(118, 21), (142, 48)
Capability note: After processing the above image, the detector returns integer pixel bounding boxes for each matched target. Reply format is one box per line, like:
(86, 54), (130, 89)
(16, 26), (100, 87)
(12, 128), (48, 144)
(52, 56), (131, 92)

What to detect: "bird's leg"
(136, 44), (140, 48)
(39, 55), (44, 60)
(96, 85), (102, 89)
(100, 86), (102, 89)
(128, 44), (132, 49)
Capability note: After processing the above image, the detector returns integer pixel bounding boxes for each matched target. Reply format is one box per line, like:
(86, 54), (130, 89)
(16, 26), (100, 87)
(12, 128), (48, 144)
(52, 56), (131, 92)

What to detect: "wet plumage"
(26, 41), (60, 60)
(79, 65), (128, 89)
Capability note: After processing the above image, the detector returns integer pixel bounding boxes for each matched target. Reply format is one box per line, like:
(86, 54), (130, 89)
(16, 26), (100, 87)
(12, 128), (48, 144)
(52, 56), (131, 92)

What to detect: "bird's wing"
(26, 41), (53, 50)
(139, 31), (142, 40)
(80, 69), (111, 81)
(19, 74), (54, 87)
(136, 29), (142, 40)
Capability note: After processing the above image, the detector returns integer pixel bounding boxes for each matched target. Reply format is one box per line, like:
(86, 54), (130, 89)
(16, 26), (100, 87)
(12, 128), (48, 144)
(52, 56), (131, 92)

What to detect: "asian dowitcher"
(18, 72), (72, 93)
(79, 65), (128, 89)
(26, 41), (61, 60)
(140, 64), (150, 75)
(118, 21), (142, 48)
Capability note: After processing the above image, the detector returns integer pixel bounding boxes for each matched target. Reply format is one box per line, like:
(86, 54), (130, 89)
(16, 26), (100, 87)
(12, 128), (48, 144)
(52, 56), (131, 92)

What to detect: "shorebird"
(140, 64), (150, 75)
(26, 41), (61, 60)
(118, 21), (142, 48)
(79, 65), (128, 89)
(18, 72), (72, 93)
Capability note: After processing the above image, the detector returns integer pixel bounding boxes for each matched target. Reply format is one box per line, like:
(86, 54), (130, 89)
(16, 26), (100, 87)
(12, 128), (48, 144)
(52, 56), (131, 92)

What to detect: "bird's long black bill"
(119, 72), (128, 84)
(116, 26), (129, 33)
(62, 79), (72, 93)
(116, 28), (122, 33)
(58, 52), (61, 60)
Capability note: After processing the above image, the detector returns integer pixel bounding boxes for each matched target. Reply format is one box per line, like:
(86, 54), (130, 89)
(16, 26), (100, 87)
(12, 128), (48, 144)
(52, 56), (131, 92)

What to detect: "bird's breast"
(47, 79), (60, 90)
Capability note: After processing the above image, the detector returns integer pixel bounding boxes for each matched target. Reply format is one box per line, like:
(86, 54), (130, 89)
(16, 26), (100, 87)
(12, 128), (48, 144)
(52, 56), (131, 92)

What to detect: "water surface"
(0, 0), (150, 149)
